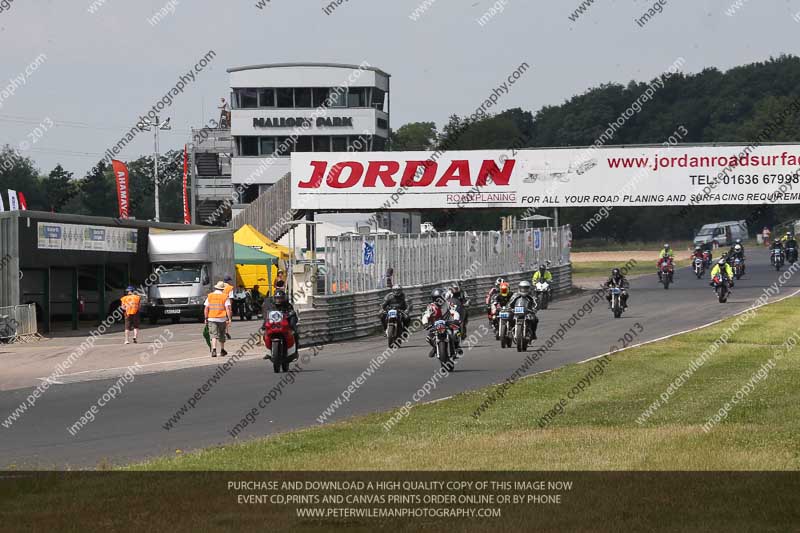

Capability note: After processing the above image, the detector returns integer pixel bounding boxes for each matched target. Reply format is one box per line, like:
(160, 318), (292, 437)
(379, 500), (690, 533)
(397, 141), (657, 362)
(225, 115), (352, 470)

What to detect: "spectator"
(204, 281), (232, 358)
(120, 286), (141, 345)
(273, 270), (286, 295)
(381, 267), (394, 289)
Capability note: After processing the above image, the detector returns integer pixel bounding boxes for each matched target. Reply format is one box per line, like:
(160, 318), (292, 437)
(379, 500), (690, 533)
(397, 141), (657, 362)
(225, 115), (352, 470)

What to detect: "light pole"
(137, 116), (171, 222)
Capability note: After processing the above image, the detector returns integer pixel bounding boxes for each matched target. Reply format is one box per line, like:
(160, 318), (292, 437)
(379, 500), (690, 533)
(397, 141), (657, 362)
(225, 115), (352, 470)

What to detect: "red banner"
(111, 160), (130, 218)
(182, 145), (191, 224)
(17, 191), (27, 210)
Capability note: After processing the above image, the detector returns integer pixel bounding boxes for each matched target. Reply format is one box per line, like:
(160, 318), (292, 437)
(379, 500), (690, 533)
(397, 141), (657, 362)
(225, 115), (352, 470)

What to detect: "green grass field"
(131, 297), (800, 471)
(571, 259), (691, 280)
(571, 240), (695, 252)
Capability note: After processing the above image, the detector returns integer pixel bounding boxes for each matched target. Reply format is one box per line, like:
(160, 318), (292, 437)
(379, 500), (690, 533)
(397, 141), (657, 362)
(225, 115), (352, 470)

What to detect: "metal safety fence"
(324, 226), (571, 295)
(0, 303), (39, 343)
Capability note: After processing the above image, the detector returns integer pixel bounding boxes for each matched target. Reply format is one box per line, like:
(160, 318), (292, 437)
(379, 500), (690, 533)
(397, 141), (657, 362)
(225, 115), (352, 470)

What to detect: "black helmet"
(538, 265), (546, 273)
(450, 284), (461, 296)
(612, 268), (621, 278)
(392, 284), (403, 296)
(431, 288), (443, 302)
(274, 290), (287, 306)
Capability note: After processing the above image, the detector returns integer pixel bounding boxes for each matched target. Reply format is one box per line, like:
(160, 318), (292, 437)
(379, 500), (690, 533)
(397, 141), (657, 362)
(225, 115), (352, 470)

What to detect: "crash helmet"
(518, 280), (532, 296)
(450, 283), (461, 297)
(663, 243), (670, 251)
(694, 245), (701, 252)
(431, 288), (444, 303)
(274, 289), (287, 306)
(787, 232), (793, 239)
(611, 268), (622, 280)
(734, 244), (742, 252)
(538, 264), (546, 274)
(392, 284), (403, 297)
(495, 277), (505, 288)
(718, 258), (727, 265)
(498, 282), (510, 297)
(774, 239), (782, 246)
(735, 239), (742, 245)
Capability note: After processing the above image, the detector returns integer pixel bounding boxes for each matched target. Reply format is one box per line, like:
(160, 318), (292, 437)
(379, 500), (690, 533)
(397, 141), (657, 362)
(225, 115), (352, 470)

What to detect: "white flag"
(7, 190), (19, 211)
(0, 192), (4, 212)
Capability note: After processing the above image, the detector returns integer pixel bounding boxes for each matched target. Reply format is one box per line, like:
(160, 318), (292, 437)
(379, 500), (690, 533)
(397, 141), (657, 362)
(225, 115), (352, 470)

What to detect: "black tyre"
(272, 338), (284, 373)
(281, 360), (290, 372)
(663, 278), (670, 290)
(387, 324), (397, 348)
(437, 340), (450, 369)
(613, 308), (622, 318)
(273, 361), (282, 373)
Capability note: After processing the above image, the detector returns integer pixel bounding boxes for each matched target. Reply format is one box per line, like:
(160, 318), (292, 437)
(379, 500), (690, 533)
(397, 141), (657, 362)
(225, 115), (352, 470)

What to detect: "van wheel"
(149, 316), (158, 325)
(171, 316), (180, 324)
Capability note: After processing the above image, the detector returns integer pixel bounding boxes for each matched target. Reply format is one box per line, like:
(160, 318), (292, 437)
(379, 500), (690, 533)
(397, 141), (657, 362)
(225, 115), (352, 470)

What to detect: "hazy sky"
(1, 0), (798, 177)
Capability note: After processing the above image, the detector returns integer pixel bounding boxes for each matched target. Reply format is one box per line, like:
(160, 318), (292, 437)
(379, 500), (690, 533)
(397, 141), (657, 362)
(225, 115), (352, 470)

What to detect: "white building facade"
(228, 62), (391, 196)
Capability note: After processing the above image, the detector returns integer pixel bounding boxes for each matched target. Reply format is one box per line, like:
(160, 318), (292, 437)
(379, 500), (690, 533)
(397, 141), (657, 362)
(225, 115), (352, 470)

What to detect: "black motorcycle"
(786, 246), (798, 265)
(231, 290), (255, 321)
(512, 297), (537, 352)
(431, 318), (458, 372)
(385, 307), (407, 347)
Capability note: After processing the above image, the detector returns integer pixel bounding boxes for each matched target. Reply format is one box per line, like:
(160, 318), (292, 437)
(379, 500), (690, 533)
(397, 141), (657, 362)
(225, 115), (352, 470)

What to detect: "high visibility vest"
(121, 294), (141, 316)
(223, 283), (234, 299)
(207, 292), (228, 319)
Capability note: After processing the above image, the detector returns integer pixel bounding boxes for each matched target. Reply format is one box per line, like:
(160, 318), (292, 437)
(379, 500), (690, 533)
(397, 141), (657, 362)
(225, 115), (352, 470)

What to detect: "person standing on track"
(121, 286), (141, 345)
(205, 281), (232, 358)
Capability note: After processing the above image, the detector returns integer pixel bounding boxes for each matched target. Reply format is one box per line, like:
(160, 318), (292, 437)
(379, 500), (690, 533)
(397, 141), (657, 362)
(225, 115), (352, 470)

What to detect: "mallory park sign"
(290, 144), (800, 210)
(253, 117), (354, 128)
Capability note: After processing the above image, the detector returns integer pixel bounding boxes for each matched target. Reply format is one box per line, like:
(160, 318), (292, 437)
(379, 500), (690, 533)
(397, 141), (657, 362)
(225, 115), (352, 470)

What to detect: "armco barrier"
(297, 265), (572, 345)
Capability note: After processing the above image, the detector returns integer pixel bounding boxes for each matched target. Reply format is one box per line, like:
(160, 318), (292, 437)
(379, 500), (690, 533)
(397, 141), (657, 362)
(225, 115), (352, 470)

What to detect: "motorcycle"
(263, 310), (298, 373)
(231, 290), (255, 321)
(732, 257), (744, 280)
(771, 248), (785, 271)
(385, 307), (406, 348)
(702, 250), (712, 269)
(534, 281), (551, 309)
(659, 258), (674, 289)
(431, 318), (458, 373)
(609, 287), (625, 319)
(512, 298), (536, 352)
(786, 246), (798, 265)
(711, 275), (731, 304)
(693, 257), (705, 279)
(497, 306), (513, 349)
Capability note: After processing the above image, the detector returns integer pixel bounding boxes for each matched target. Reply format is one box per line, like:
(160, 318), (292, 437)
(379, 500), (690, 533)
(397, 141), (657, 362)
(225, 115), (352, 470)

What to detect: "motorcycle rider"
(489, 281), (513, 328)
(784, 233), (798, 262)
(380, 284), (410, 332)
(485, 277), (505, 313)
(727, 241), (746, 275)
(532, 264), (553, 284)
(771, 238), (785, 258)
(445, 283), (470, 333)
(692, 245), (704, 261)
(604, 268), (630, 309)
(710, 258), (734, 289)
(262, 289), (299, 358)
(425, 288), (462, 358)
(657, 243), (675, 281)
(507, 281), (539, 341)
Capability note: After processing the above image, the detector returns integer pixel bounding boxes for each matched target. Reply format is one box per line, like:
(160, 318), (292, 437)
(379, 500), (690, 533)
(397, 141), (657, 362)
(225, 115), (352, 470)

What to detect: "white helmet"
(518, 280), (532, 296)
(734, 244), (742, 252)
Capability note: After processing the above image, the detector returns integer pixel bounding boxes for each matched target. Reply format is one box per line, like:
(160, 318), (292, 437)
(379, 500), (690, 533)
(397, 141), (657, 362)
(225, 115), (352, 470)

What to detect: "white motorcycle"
(534, 281), (551, 310)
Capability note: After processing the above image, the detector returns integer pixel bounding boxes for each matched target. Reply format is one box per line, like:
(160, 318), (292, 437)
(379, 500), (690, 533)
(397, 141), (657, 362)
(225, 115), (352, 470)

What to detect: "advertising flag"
(8, 190), (19, 211)
(17, 191), (27, 210)
(111, 160), (130, 218)
(363, 240), (375, 266)
(182, 145), (191, 224)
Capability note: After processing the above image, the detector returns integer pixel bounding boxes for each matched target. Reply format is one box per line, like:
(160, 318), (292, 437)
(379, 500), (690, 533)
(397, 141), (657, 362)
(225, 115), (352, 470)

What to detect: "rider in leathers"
(507, 281), (539, 341)
(426, 288), (463, 358)
(380, 284), (410, 331)
(262, 289), (299, 358)
(604, 268), (630, 309)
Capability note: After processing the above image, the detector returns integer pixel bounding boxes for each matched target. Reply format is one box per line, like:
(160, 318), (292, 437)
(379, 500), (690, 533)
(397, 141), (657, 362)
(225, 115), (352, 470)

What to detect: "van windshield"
(696, 229), (715, 236)
(157, 265), (201, 284)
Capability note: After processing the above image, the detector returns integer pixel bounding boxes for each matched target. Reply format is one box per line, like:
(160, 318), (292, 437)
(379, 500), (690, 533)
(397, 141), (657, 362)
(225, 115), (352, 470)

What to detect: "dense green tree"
(79, 161), (117, 217)
(390, 122), (438, 151)
(42, 164), (77, 212)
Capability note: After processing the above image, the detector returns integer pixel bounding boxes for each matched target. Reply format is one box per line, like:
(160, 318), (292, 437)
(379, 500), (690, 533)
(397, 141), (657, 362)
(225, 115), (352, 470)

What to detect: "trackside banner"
(290, 145), (800, 210)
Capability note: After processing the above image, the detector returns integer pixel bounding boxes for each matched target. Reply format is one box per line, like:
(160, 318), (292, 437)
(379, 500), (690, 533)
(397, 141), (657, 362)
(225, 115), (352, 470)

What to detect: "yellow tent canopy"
(234, 224), (292, 296)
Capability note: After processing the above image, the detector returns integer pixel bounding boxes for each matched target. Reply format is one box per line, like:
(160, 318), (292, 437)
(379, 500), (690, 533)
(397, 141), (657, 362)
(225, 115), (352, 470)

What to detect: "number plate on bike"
(499, 312), (510, 319)
(514, 306), (526, 314)
(387, 310), (398, 318)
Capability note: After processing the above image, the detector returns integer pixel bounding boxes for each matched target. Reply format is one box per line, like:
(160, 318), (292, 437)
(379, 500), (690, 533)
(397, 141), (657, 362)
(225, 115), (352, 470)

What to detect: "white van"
(693, 220), (748, 249)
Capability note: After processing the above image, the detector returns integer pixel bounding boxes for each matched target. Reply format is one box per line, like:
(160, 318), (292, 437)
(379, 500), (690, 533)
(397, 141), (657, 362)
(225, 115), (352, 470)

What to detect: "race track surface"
(1, 252), (797, 468)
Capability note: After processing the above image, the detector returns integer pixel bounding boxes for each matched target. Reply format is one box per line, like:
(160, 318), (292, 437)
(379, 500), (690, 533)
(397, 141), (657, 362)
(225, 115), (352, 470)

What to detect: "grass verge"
(131, 297), (800, 471)
(571, 259), (691, 280)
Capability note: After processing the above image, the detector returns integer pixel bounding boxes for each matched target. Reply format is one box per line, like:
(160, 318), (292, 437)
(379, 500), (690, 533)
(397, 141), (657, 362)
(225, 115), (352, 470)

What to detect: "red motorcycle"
(264, 310), (297, 373)
(658, 257), (674, 289)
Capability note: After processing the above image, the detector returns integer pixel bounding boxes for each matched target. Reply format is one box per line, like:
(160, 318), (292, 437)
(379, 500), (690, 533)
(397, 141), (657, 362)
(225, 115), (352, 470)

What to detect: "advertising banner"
(37, 222), (137, 253)
(291, 145), (800, 209)
(111, 159), (130, 218)
(7, 190), (18, 211)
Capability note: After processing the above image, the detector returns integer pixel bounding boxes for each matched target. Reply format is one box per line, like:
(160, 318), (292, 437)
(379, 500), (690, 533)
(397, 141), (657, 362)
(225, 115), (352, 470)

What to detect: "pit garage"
(0, 211), (205, 333)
